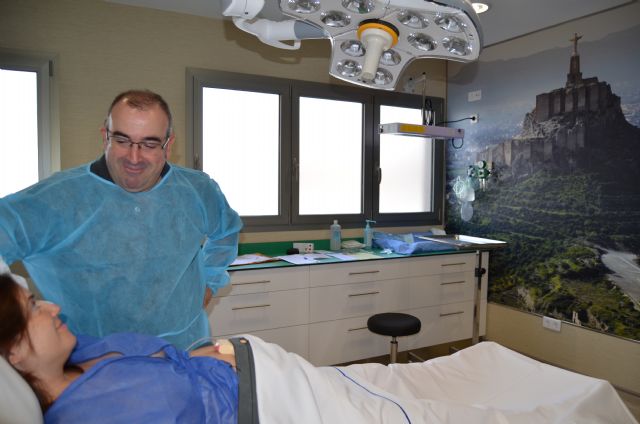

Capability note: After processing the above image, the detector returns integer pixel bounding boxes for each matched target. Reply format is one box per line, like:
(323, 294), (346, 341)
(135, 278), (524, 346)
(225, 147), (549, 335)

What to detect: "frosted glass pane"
(202, 88), (280, 216)
(0, 69), (38, 197)
(299, 97), (362, 215)
(379, 105), (433, 213)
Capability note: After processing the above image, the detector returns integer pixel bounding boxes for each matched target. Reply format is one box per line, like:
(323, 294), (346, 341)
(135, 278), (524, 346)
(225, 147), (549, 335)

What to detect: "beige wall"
(0, 0), (447, 242)
(487, 304), (640, 393)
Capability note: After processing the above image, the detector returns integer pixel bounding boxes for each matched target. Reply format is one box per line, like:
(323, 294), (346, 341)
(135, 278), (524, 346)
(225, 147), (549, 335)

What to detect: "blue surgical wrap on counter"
(0, 163), (242, 349)
(45, 333), (238, 424)
(373, 231), (453, 255)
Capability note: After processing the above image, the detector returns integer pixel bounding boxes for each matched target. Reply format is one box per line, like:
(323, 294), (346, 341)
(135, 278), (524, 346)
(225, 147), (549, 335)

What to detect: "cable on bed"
(332, 367), (412, 424)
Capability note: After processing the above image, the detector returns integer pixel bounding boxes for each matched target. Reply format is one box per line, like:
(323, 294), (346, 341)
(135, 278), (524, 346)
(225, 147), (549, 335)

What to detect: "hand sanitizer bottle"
(330, 220), (342, 251)
(364, 220), (376, 249)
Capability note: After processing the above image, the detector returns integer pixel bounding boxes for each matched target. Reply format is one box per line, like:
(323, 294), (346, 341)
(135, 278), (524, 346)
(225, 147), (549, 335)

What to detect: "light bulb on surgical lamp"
(222, 0), (483, 91)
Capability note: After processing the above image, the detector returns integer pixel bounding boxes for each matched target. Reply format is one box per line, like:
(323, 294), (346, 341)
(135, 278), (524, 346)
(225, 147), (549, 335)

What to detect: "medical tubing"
(185, 336), (216, 351)
(332, 367), (412, 424)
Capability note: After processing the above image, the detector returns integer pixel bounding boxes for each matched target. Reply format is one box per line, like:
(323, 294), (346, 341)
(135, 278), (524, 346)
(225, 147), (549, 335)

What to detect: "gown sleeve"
(47, 333), (238, 424)
(200, 178), (243, 293)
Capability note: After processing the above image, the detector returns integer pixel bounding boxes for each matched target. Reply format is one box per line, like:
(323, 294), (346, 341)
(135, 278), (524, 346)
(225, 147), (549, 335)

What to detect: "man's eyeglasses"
(106, 131), (170, 152)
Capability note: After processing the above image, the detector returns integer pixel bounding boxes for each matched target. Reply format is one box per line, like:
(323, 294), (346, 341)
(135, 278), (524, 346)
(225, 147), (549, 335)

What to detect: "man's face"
(101, 101), (175, 193)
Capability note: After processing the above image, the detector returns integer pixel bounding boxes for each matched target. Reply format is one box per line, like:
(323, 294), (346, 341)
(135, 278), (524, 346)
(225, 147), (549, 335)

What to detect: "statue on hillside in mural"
(446, 32), (640, 341)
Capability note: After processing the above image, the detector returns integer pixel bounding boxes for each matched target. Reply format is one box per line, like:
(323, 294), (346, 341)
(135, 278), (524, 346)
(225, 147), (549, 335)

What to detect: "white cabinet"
(207, 266), (310, 358)
(207, 252), (488, 366)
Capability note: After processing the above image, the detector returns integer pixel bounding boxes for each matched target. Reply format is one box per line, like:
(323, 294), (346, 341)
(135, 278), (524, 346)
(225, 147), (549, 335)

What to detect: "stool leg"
(390, 337), (398, 364)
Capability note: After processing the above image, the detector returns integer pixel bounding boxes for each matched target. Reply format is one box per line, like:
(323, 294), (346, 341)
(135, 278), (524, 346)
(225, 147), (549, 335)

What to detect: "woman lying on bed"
(1, 272), (637, 424)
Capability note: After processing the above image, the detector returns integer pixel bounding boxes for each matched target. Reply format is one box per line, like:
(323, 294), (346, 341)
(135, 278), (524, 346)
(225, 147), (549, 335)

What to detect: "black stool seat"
(367, 312), (421, 337)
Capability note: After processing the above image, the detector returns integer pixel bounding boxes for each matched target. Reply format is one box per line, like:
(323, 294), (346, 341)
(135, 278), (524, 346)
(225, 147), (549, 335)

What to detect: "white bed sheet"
(246, 336), (637, 424)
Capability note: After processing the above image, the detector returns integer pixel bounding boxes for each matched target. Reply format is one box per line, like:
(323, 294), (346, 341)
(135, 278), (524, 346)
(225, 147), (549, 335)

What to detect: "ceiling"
(105, 0), (632, 46)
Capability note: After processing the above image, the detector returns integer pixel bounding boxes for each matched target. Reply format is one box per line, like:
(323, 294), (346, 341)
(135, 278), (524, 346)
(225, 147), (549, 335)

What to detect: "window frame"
(187, 68), (445, 231)
(290, 80), (374, 227)
(0, 49), (57, 185)
(372, 91), (445, 227)
(187, 69), (292, 227)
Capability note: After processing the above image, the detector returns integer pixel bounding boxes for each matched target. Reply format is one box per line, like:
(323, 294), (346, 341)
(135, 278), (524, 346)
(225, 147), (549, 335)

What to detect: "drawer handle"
(440, 281), (466, 285)
(441, 262), (466, 267)
(348, 270), (380, 275)
(232, 280), (271, 286)
(232, 304), (271, 310)
(348, 326), (369, 332)
(439, 311), (464, 317)
(348, 291), (380, 297)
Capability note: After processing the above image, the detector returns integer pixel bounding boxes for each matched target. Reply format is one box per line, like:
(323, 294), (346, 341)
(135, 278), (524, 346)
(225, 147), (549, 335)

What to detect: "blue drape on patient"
(0, 163), (242, 350)
(44, 333), (238, 423)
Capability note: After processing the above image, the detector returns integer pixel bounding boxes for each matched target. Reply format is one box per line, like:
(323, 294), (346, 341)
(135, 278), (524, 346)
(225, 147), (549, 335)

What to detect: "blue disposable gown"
(44, 333), (238, 423)
(0, 163), (242, 349)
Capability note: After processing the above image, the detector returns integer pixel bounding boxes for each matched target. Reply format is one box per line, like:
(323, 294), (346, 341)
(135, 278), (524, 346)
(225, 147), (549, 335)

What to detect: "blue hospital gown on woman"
(44, 333), (238, 423)
(0, 161), (242, 349)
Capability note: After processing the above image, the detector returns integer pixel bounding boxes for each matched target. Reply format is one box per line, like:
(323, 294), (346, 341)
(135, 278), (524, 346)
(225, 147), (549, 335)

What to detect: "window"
(0, 51), (56, 198)
(188, 69), (444, 230)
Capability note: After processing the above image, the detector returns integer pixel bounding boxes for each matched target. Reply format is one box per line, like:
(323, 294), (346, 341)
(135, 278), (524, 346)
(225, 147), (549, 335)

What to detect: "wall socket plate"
(542, 316), (562, 332)
(293, 242), (314, 253)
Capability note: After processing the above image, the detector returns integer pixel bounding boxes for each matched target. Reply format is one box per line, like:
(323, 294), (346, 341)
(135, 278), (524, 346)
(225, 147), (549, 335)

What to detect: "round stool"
(367, 312), (421, 364)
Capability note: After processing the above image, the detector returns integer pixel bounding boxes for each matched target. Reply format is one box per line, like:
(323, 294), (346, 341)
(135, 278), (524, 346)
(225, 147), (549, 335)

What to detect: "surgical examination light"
(222, 0), (483, 90)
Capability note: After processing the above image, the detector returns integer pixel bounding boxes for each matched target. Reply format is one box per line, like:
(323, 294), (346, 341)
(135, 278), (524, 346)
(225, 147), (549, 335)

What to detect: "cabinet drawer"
(406, 301), (474, 348)
(309, 279), (409, 323)
(309, 316), (388, 366)
(408, 271), (474, 308)
(407, 253), (475, 277)
(207, 288), (308, 335)
(212, 325), (309, 360)
(220, 267), (309, 296)
(309, 260), (406, 287)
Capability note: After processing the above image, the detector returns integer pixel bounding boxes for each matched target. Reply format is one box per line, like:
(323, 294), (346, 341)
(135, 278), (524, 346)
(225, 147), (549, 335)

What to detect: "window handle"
(292, 156), (299, 181)
(376, 167), (382, 184)
(194, 154), (200, 170)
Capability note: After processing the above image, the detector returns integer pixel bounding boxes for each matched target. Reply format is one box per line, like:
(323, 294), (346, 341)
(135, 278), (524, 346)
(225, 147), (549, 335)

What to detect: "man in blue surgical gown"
(0, 89), (243, 350)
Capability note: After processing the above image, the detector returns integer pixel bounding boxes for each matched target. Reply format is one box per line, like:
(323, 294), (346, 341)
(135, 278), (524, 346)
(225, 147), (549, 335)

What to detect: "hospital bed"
(1, 338), (636, 423)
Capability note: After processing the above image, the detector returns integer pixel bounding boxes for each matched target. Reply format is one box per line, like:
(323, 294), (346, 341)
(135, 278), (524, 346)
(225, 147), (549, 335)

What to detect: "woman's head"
(0, 273), (77, 410)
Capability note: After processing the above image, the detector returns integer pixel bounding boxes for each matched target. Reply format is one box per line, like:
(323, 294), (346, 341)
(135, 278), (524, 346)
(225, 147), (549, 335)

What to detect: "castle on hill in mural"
(473, 33), (640, 180)
(446, 34), (640, 340)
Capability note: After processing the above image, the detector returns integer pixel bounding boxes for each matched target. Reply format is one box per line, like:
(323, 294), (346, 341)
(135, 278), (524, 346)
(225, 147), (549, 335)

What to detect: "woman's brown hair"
(0, 273), (53, 411)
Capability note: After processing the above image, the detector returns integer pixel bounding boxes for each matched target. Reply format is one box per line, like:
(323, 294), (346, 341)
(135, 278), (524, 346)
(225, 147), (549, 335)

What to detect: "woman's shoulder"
(70, 333), (172, 364)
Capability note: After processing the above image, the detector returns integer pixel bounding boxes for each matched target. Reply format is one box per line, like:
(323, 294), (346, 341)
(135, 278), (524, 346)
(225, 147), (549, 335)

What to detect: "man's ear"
(100, 126), (109, 150)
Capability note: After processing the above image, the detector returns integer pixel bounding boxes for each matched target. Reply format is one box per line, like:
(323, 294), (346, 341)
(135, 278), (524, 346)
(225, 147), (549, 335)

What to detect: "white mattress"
(247, 336), (637, 424)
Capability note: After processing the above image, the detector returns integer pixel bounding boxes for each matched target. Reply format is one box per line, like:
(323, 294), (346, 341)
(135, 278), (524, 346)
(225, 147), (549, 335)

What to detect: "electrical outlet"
(470, 113), (479, 124)
(293, 242), (314, 253)
(468, 90), (482, 102)
(542, 316), (562, 332)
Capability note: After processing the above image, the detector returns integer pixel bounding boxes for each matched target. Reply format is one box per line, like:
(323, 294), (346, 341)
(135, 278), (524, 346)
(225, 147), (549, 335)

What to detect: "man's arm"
(200, 180), (243, 298)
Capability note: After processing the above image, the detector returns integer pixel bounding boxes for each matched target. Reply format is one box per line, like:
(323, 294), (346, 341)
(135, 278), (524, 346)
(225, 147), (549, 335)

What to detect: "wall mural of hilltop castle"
(446, 25), (640, 341)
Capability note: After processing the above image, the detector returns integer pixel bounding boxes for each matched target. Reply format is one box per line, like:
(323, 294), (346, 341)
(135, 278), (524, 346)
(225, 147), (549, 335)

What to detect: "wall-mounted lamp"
(222, 0), (483, 90)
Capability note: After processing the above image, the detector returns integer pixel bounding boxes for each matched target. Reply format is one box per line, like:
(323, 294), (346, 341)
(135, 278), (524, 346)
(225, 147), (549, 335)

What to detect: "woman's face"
(10, 287), (76, 374)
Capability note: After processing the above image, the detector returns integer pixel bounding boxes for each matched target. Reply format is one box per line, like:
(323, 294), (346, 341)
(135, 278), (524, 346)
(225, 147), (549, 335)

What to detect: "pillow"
(0, 356), (43, 424)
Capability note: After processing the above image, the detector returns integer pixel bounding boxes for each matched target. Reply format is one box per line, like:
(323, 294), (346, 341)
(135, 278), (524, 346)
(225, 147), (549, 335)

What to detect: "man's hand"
(203, 286), (213, 308)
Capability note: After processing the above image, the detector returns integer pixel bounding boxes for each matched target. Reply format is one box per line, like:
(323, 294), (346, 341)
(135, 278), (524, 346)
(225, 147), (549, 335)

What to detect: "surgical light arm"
(222, 0), (326, 50)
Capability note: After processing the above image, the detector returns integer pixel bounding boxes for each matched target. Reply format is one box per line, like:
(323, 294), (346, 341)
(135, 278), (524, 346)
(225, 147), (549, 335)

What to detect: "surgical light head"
(223, 0), (482, 90)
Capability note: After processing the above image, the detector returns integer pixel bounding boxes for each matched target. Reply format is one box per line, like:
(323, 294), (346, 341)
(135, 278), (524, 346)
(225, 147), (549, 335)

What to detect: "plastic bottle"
(330, 220), (342, 251)
(364, 219), (376, 249)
